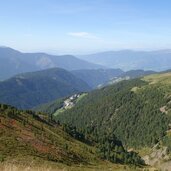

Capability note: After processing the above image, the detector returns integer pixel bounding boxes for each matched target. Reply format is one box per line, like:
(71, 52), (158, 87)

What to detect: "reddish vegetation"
(0, 114), (63, 161)
(0, 107), (92, 166)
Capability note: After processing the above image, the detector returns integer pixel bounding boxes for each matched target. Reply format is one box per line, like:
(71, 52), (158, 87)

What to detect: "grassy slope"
(0, 104), (144, 171)
(53, 93), (88, 117)
(34, 93), (88, 116)
(0, 105), (96, 164)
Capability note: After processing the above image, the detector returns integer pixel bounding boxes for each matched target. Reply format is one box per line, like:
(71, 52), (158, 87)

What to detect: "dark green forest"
(55, 78), (171, 149)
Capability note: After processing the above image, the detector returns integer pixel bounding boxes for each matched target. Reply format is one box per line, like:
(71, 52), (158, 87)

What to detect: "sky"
(0, 0), (171, 54)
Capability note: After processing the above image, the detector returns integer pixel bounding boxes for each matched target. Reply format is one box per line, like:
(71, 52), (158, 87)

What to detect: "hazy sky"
(0, 0), (171, 54)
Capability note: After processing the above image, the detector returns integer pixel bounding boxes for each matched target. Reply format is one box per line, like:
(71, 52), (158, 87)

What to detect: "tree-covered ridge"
(55, 73), (171, 149)
(0, 47), (104, 80)
(0, 68), (91, 109)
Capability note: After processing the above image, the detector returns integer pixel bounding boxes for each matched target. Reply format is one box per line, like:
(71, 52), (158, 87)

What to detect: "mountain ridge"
(78, 50), (171, 71)
(0, 68), (91, 109)
(0, 47), (105, 80)
(71, 68), (124, 88)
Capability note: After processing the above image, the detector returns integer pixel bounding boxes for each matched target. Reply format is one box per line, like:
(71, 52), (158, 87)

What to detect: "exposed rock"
(143, 144), (169, 166)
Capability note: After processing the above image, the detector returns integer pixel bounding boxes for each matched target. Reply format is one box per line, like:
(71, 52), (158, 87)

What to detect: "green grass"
(143, 72), (171, 86)
(53, 93), (88, 117)
(76, 93), (88, 103)
(0, 104), (150, 170)
(0, 105), (98, 166)
(53, 108), (66, 117)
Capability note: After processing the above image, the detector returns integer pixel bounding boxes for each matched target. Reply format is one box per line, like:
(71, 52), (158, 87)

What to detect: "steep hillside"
(0, 104), (96, 165)
(55, 72), (171, 150)
(0, 47), (104, 80)
(78, 50), (171, 71)
(0, 104), (145, 171)
(71, 69), (124, 88)
(0, 68), (91, 109)
(33, 93), (87, 116)
(0, 104), (102, 170)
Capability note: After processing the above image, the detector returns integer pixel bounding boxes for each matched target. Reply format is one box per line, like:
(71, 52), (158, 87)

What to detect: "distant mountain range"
(0, 68), (90, 109)
(71, 69), (155, 88)
(71, 68), (124, 88)
(0, 47), (104, 80)
(78, 50), (171, 71)
(0, 47), (160, 110)
(101, 69), (156, 87)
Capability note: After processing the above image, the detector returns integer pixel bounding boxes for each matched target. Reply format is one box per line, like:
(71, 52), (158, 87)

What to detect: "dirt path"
(158, 161), (171, 171)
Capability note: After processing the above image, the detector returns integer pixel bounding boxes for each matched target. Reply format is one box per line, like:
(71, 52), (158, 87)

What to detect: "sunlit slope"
(0, 104), (146, 170)
(0, 104), (98, 166)
(143, 72), (171, 85)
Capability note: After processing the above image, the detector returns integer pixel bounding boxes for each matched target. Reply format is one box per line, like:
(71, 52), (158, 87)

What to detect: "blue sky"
(0, 0), (171, 54)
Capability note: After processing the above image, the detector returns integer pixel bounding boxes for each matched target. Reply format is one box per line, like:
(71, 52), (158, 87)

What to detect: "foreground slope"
(0, 68), (91, 109)
(0, 104), (146, 171)
(0, 104), (96, 165)
(0, 104), (100, 170)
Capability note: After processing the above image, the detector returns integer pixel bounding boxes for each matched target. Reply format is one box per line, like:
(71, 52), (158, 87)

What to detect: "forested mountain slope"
(55, 72), (171, 150)
(34, 69), (155, 115)
(0, 68), (91, 109)
(71, 69), (123, 88)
